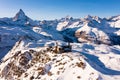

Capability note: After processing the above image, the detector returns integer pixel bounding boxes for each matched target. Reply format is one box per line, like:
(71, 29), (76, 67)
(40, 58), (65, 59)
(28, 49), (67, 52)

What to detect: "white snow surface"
(0, 9), (120, 80)
(0, 41), (120, 80)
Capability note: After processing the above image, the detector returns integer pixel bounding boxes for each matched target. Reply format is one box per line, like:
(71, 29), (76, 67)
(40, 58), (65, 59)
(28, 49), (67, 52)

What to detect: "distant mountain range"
(0, 9), (120, 80)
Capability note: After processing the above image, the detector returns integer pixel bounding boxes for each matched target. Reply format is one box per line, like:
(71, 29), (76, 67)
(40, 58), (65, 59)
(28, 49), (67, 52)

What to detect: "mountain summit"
(12, 9), (39, 26)
(0, 9), (120, 80)
(13, 9), (27, 21)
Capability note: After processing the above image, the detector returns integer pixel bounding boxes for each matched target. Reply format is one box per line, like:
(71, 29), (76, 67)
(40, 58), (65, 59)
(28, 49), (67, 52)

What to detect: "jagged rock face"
(12, 9), (39, 26)
(0, 9), (120, 80)
(0, 9), (120, 62)
(1, 42), (120, 80)
(1, 48), (99, 80)
(13, 9), (27, 21)
(0, 9), (120, 45)
(0, 51), (32, 79)
(56, 15), (120, 45)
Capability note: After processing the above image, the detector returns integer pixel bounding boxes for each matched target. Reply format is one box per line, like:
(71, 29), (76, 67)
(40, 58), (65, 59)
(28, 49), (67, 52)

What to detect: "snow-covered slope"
(0, 9), (39, 27)
(107, 15), (120, 28)
(75, 23), (111, 44)
(12, 9), (40, 26)
(0, 41), (120, 80)
(58, 15), (120, 45)
(0, 9), (120, 80)
(0, 9), (64, 60)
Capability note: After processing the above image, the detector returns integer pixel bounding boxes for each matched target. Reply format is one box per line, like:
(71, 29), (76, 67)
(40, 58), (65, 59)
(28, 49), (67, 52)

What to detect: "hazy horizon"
(0, 0), (120, 20)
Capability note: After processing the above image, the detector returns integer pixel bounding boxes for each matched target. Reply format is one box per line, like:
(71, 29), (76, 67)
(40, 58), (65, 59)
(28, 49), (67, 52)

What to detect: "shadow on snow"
(73, 50), (120, 75)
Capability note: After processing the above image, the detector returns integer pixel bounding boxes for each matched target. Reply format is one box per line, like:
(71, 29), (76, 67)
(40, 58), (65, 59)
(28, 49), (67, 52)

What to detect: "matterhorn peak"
(19, 9), (25, 15)
(13, 9), (27, 21)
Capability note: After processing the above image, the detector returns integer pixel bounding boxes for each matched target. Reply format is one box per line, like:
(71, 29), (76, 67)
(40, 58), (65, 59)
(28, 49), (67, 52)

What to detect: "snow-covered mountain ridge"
(0, 9), (120, 45)
(0, 9), (120, 80)
(0, 41), (120, 80)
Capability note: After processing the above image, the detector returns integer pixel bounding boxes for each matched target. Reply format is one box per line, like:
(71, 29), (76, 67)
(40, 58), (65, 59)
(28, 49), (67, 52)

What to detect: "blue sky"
(0, 0), (120, 20)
